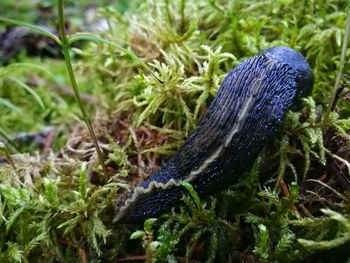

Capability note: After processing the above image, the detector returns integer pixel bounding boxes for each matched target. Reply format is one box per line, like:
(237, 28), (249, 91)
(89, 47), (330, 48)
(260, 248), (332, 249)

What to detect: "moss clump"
(1, 0), (350, 262)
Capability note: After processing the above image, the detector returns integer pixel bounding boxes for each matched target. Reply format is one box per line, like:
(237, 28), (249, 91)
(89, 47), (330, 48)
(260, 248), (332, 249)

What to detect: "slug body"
(115, 46), (314, 223)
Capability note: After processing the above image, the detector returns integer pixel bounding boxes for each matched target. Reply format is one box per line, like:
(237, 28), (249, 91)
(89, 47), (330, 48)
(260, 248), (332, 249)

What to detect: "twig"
(325, 149), (350, 175)
(43, 127), (56, 156)
(306, 179), (346, 200)
(79, 246), (88, 263)
(58, 239), (77, 248)
(0, 141), (18, 175)
(129, 127), (146, 178)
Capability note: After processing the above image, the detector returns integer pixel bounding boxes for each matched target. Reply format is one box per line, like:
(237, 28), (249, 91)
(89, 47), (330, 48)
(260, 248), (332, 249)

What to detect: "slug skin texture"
(114, 46), (314, 224)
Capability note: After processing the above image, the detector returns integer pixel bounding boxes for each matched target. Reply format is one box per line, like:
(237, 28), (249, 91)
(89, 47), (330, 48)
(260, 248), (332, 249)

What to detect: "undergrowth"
(1, 0), (350, 262)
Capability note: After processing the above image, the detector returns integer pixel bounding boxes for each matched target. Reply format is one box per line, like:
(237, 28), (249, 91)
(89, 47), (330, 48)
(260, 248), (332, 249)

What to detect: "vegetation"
(0, 0), (350, 262)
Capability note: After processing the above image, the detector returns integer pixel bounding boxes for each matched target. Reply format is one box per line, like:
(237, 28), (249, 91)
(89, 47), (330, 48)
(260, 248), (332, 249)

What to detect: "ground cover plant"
(0, 0), (350, 262)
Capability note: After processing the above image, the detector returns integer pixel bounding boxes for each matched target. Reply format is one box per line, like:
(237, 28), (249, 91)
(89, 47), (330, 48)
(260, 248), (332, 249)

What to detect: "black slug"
(114, 46), (314, 223)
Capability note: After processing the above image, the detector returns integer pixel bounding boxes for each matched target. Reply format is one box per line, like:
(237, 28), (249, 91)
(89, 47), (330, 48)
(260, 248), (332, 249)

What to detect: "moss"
(1, 0), (350, 262)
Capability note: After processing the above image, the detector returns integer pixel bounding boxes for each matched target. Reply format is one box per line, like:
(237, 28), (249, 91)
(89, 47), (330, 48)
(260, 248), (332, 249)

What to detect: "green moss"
(1, 0), (350, 262)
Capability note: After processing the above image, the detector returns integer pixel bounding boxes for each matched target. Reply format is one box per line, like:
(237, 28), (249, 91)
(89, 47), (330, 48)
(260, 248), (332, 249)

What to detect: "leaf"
(4, 242), (23, 263)
(57, 216), (80, 236)
(130, 230), (145, 240)
(5, 207), (25, 232)
(67, 33), (158, 79)
(180, 181), (202, 208)
(79, 162), (88, 200)
(144, 218), (157, 232)
(254, 224), (269, 261)
(0, 98), (21, 112)
(2, 63), (54, 78)
(136, 96), (165, 126)
(298, 235), (350, 250)
(0, 17), (62, 45)
(297, 209), (350, 250)
(7, 77), (45, 109)
(23, 232), (47, 256)
(86, 213), (112, 256)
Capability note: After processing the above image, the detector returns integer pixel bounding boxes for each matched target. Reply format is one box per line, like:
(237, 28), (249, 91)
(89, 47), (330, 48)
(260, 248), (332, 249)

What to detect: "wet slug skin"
(114, 46), (314, 223)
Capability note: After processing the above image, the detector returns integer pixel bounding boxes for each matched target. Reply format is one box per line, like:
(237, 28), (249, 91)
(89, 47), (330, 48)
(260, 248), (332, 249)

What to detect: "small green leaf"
(79, 162), (88, 199)
(67, 33), (160, 81)
(130, 230), (145, 240)
(3, 63), (54, 78)
(8, 77), (45, 109)
(180, 181), (202, 208)
(254, 224), (269, 261)
(289, 182), (299, 199)
(0, 17), (62, 45)
(297, 209), (350, 250)
(4, 242), (23, 262)
(144, 218), (157, 232)
(0, 98), (21, 112)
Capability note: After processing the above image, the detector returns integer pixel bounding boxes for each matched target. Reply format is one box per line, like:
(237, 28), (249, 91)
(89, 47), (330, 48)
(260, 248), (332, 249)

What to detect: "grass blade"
(0, 97), (21, 112)
(68, 33), (162, 82)
(0, 17), (62, 46)
(3, 63), (55, 79)
(7, 77), (45, 109)
(322, 7), (350, 128)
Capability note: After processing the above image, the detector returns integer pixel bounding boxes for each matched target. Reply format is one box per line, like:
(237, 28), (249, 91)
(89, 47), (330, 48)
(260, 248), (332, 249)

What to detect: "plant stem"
(57, 0), (107, 175)
(165, 0), (173, 25)
(322, 7), (350, 129)
(180, 0), (186, 33)
(0, 141), (18, 174)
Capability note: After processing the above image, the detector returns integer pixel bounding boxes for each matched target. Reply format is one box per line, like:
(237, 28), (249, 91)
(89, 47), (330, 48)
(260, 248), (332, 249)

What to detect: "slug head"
(261, 46), (314, 100)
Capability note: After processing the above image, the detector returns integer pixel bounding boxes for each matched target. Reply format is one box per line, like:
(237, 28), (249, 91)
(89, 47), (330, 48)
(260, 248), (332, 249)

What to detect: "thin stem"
(165, 0), (173, 25)
(322, 7), (350, 129)
(180, 0), (186, 33)
(0, 141), (18, 175)
(57, 0), (107, 175)
(0, 128), (19, 152)
(209, 0), (225, 13)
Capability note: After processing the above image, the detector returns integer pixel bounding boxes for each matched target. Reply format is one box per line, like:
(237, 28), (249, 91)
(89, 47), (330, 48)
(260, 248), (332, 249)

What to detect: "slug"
(114, 46), (314, 223)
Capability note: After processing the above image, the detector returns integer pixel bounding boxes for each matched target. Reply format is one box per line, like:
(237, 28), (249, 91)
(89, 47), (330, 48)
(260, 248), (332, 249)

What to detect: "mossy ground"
(1, 0), (350, 262)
